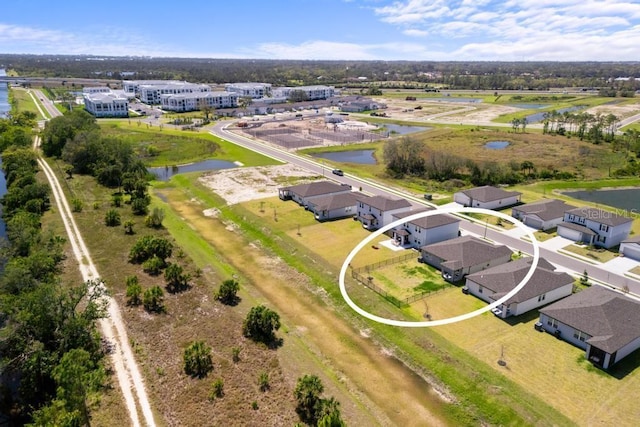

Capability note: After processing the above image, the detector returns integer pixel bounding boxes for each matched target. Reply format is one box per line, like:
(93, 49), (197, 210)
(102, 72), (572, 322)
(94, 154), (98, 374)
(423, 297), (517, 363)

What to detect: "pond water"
(432, 97), (482, 103)
(524, 106), (585, 123)
(148, 159), (236, 181)
(485, 141), (510, 150)
(509, 103), (550, 110)
(312, 149), (376, 165)
(563, 188), (640, 213)
(377, 123), (431, 135)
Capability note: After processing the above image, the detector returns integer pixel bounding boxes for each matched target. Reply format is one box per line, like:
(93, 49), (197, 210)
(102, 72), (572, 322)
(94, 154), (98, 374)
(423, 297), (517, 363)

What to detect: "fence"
(350, 251), (450, 308)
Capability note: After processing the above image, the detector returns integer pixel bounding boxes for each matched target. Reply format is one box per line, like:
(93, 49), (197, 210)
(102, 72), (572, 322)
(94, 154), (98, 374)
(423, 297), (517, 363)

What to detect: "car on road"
(332, 169), (344, 176)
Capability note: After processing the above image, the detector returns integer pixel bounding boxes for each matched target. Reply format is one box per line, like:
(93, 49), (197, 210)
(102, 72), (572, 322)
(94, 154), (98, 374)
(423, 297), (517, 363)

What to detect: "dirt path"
(33, 103), (156, 426)
(166, 191), (451, 426)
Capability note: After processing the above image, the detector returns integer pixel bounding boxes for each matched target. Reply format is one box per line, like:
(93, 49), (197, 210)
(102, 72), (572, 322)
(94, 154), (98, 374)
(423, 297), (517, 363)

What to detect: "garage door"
(622, 244), (640, 261)
(557, 226), (581, 242)
(524, 216), (543, 229)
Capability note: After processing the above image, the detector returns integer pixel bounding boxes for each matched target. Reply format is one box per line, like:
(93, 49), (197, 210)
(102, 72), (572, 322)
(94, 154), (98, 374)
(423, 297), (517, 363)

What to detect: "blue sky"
(1, 0), (639, 61)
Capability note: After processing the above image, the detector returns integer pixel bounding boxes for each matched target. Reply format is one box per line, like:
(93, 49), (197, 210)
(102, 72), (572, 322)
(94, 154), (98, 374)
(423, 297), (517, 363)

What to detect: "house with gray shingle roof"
(620, 235), (640, 261)
(420, 235), (513, 282)
(465, 257), (574, 318)
(539, 285), (640, 370)
(454, 185), (522, 210)
(390, 208), (460, 249)
(278, 181), (352, 208)
(306, 192), (367, 222)
(511, 199), (574, 230)
(557, 206), (633, 249)
(356, 195), (412, 230)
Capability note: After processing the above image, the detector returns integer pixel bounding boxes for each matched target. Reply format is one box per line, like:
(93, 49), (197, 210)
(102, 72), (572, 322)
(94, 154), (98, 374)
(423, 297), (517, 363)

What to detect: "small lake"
(563, 188), (640, 213)
(376, 123), (430, 135)
(312, 149), (376, 165)
(433, 97), (482, 103)
(485, 141), (510, 150)
(148, 159), (236, 181)
(525, 106), (585, 123)
(509, 103), (550, 110)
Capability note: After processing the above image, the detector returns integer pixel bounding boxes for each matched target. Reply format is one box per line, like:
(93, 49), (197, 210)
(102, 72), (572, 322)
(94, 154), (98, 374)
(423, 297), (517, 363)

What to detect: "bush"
(112, 194), (122, 207)
(258, 372), (270, 392)
(131, 195), (150, 216)
(216, 279), (240, 305)
(129, 235), (173, 264)
(125, 275), (142, 306)
(242, 305), (281, 344)
(164, 263), (190, 293)
(145, 207), (165, 228)
(183, 341), (213, 379)
(142, 255), (165, 275)
(71, 198), (83, 212)
(209, 378), (224, 400)
(232, 347), (241, 363)
(104, 209), (121, 227)
(143, 286), (165, 313)
(124, 220), (135, 235)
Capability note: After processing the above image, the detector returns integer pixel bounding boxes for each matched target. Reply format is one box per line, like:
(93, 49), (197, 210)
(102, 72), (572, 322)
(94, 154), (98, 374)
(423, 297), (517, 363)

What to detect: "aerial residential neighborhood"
(2, 1), (640, 426)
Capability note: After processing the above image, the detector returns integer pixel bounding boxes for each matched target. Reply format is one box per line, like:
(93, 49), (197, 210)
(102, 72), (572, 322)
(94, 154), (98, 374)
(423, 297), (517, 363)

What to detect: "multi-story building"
(557, 206), (633, 249)
(272, 85), (335, 101)
(122, 80), (212, 104)
(225, 82), (272, 99)
(160, 91), (238, 112)
(83, 90), (129, 118)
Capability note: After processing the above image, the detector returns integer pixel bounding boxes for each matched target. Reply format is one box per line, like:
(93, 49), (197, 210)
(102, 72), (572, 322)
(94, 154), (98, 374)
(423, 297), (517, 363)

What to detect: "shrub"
(142, 255), (165, 275)
(258, 372), (270, 392)
(145, 207), (165, 228)
(104, 209), (121, 227)
(209, 378), (224, 400)
(231, 347), (241, 363)
(143, 286), (165, 313)
(71, 198), (83, 212)
(216, 279), (240, 305)
(242, 305), (281, 344)
(183, 341), (213, 379)
(125, 275), (142, 306)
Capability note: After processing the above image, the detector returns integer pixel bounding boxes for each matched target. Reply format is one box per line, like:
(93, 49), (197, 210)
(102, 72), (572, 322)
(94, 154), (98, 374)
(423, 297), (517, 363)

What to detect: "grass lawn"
(98, 120), (280, 167)
(561, 244), (620, 263)
(369, 261), (450, 300)
(10, 88), (48, 120)
(533, 228), (557, 242)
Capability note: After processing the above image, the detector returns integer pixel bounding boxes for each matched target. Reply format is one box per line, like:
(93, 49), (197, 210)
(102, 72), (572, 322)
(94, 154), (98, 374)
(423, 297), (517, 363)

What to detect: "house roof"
(467, 257), (574, 304)
(565, 207), (633, 227)
(281, 181), (351, 198)
(421, 235), (513, 271)
(513, 199), (573, 221)
(540, 286), (640, 353)
(360, 195), (412, 212)
(459, 186), (522, 203)
(307, 192), (366, 211)
(392, 208), (460, 230)
(557, 221), (597, 236)
(621, 235), (640, 244)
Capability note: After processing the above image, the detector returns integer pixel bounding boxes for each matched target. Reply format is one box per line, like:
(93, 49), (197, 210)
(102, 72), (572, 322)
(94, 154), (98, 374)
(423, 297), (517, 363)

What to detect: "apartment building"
(83, 90), (129, 118)
(160, 91), (238, 112)
(225, 82), (272, 99)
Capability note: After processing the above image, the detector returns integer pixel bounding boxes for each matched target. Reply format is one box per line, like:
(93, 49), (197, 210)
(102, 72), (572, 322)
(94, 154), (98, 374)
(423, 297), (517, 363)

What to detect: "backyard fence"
(351, 251), (418, 274)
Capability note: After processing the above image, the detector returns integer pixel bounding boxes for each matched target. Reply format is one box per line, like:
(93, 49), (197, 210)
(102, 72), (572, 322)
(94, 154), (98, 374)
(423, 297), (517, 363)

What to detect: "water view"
(509, 103), (550, 110)
(525, 106), (585, 123)
(148, 159), (236, 181)
(312, 149), (376, 165)
(485, 141), (510, 149)
(563, 188), (640, 213)
(377, 123), (430, 135)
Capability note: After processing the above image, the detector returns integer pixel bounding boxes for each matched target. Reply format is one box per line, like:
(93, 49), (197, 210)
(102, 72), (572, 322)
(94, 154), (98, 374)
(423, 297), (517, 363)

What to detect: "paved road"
(210, 122), (640, 298)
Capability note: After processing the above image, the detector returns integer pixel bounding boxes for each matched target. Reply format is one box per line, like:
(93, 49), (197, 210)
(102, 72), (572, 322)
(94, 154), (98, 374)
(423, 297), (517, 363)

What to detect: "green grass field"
(10, 88), (48, 120)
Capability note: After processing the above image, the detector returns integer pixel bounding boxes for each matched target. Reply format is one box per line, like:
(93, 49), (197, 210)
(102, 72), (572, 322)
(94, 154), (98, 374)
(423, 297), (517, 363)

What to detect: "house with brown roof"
(420, 235), (513, 282)
(454, 185), (522, 210)
(539, 286), (640, 370)
(557, 207), (633, 249)
(511, 199), (573, 230)
(620, 235), (640, 261)
(356, 195), (412, 230)
(390, 209), (460, 249)
(278, 181), (352, 209)
(465, 258), (574, 318)
(306, 192), (367, 221)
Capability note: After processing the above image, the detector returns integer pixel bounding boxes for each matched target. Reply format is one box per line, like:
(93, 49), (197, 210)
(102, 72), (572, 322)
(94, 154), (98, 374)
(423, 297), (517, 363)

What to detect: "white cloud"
(403, 28), (429, 37)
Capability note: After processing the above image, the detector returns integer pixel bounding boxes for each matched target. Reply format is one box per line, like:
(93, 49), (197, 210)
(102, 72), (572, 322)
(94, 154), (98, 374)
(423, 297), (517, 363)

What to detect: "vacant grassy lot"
(99, 120), (279, 167)
(368, 261), (450, 300)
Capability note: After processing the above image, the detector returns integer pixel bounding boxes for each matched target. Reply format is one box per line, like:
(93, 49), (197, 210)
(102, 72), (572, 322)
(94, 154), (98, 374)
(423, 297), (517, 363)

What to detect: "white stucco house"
(620, 236), (640, 261)
(511, 199), (573, 230)
(390, 209), (460, 249)
(557, 207), (633, 249)
(356, 196), (412, 230)
(539, 285), (640, 370)
(420, 236), (513, 282)
(306, 192), (366, 222)
(464, 257), (574, 318)
(278, 181), (352, 208)
(454, 186), (522, 210)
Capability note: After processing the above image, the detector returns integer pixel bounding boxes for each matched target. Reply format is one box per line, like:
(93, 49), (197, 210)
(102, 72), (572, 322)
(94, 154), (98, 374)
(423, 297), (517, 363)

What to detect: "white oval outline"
(339, 207), (539, 327)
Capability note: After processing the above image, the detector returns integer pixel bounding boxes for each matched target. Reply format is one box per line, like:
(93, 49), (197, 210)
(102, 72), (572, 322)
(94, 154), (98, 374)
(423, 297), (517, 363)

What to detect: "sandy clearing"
(198, 163), (321, 205)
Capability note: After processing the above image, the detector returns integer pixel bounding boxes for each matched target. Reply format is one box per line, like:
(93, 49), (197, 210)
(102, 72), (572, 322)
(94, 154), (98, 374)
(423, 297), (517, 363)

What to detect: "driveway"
(601, 256), (640, 275)
(539, 236), (574, 252)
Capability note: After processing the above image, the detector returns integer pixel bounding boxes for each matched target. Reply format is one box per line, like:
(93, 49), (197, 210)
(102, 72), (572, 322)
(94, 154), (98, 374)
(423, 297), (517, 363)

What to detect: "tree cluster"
(294, 375), (345, 426)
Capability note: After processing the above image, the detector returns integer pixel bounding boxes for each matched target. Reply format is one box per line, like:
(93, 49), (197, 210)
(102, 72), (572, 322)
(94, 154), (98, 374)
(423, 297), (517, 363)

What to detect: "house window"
(478, 287), (483, 294)
(547, 318), (558, 328)
(538, 294), (546, 302)
(599, 224), (609, 232)
(573, 330), (588, 342)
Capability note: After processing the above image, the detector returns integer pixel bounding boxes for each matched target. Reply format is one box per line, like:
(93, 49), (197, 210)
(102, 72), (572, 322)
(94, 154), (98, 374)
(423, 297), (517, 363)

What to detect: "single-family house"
(511, 199), (573, 230)
(454, 186), (522, 210)
(539, 285), (640, 370)
(557, 207), (633, 249)
(620, 235), (640, 261)
(356, 196), (412, 230)
(307, 192), (367, 221)
(465, 257), (574, 318)
(390, 209), (460, 249)
(420, 236), (513, 282)
(278, 181), (352, 208)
